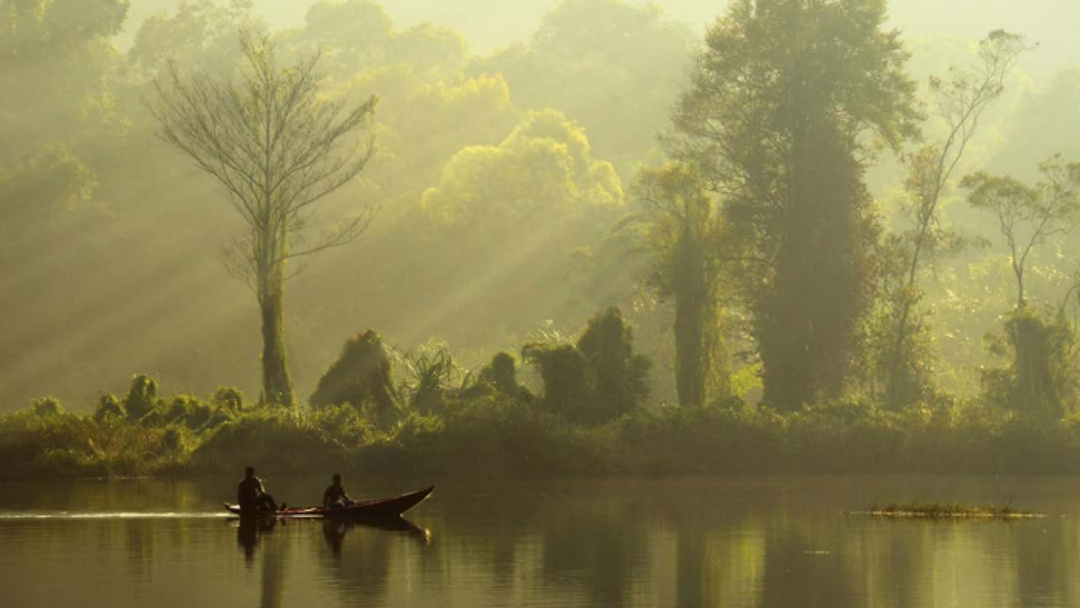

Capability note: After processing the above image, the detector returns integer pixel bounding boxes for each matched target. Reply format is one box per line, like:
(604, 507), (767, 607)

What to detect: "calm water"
(0, 475), (1076, 607)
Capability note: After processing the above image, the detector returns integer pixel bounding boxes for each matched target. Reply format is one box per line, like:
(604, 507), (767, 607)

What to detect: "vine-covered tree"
(150, 32), (377, 406)
(966, 156), (1080, 420)
(524, 307), (649, 424)
(637, 162), (729, 408)
(670, 0), (920, 409)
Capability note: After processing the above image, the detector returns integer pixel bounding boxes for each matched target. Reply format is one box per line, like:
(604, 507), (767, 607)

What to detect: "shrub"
(310, 330), (401, 425)
(31, 397), (63, 418)
(124, 374), (159, 421)
(94, 393), (125, 421)
(213, 386), (244, 412)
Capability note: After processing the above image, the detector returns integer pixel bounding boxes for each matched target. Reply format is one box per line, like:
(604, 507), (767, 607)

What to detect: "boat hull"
(224, 485), (434, 520)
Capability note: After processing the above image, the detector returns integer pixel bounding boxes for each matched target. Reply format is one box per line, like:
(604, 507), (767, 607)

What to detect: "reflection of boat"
(322, 517), (432, 557)
(224, 485), (434, 520)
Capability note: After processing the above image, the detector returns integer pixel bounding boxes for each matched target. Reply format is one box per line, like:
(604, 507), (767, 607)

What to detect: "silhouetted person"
(323, 473), (354, 508)
(238, 466), (279, 512)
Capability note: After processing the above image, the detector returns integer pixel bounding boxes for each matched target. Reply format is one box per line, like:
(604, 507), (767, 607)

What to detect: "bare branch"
(148, 31), (378, 292)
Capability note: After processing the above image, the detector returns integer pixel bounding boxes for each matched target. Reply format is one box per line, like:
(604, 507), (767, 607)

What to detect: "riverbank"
(5, 393), (1080, 480)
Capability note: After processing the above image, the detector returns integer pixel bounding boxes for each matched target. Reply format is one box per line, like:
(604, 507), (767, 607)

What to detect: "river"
(0, 475), (1074, 607)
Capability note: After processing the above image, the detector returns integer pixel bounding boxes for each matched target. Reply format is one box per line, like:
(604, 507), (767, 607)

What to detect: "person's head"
(245, 466), (255, 479)
(332, 473), (341, 486)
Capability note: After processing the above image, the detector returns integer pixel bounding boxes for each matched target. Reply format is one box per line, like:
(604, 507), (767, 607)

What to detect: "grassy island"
(867, 503), (1042, 519)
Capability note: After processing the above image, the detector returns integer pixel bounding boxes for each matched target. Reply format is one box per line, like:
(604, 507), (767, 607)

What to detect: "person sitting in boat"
(238, 466), (279, 512)
(323, 474), (355, 509)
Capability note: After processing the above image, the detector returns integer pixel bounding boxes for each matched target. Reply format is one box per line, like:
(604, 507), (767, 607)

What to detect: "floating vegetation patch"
(863, 503), (1044, 519)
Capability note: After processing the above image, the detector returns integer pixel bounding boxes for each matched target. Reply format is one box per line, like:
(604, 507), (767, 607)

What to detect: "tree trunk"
(760, 120), (866, 410)
(259, 270), (294, 407)
(675, 287), (707, 409)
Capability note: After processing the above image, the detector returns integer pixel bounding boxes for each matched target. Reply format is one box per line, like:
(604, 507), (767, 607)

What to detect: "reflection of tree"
(848, 521), (928, 608)
(669, 508), (766, 607)
(315, 522), (393, 606)
(1015, 519), (1071, 604)
(759, 523), (857, 608)
(409, 486), (542, 594)
(123, 519), (158, 582)
(540, 503), (649, 606)
(260, 527), (285, 608)
(234, 517), (286, 608)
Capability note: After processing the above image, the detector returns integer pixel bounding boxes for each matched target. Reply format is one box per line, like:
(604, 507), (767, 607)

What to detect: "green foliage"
(866, 284), (937, 408)
(191, 407), (347, 475)
(401, 346), (456, 415)
(982, 308), (1078, 420)
(525, 307), (649, 424)
(9, 369), (1080, 478)
(578, 307), (651, 419)
(524, 343), (592, 420)
(163, 395), (214, 429)
(124, 374), (158, 421)
(0, 145), (95, 229)
(963, 156), (1080, 309)
(31, 397), (63, 418)
(671, 0), (920, 410)
(871, 31), (1028, 410)
(310, 330), (401, 425)
(636, 163), (730, 407)
(7, 0), (1080, 483)
(94, 393), (125, 422)
(472, 0), (694, 175)
(128, 0), (253, 77)
(478, 352), (533, 401)
(212, 386), (244, 412)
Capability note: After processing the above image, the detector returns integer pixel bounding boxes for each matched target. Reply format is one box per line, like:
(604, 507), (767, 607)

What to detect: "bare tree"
(880, 30), (1028, 408)
(149, 32), (377, 406)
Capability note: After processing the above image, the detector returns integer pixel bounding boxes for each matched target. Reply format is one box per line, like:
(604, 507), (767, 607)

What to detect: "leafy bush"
(124, 374), (159, 421)
(213, 386), (244, 411)
(31, 397), (63, 418)
(310, 330), (401, 426)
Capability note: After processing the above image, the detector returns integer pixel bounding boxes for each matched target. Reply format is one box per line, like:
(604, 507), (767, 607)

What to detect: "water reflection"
(322, 518), (431, 559)
(2, 477), (1079, 607)
(237, 517), (277, 565)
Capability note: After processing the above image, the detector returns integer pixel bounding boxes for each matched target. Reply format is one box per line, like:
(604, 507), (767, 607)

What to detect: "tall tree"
(150, 32), (376, 406)
(967, 158), (1080, 420)
(637, 163), (729, 408)
(877, 31), (1027, 409)
(670, 0), (919, 409)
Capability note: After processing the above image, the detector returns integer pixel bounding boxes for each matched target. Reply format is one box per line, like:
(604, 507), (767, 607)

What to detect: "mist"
(1, 0), (1080, 484)
(7, 2), (1080, 605)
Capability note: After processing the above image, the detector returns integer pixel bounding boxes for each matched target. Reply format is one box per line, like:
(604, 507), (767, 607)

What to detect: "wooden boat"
(224, 485), (434, 520)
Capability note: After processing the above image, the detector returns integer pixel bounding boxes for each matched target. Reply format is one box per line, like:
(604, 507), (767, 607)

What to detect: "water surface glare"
(0, 512), (230, 519)
(0, 475), (1076, 607)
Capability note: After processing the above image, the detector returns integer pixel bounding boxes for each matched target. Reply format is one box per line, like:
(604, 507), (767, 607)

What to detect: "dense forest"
(4, 0), (1080, 478)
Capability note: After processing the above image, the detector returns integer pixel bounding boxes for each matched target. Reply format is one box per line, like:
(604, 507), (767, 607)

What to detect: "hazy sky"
(123, 0), (1080, 81)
